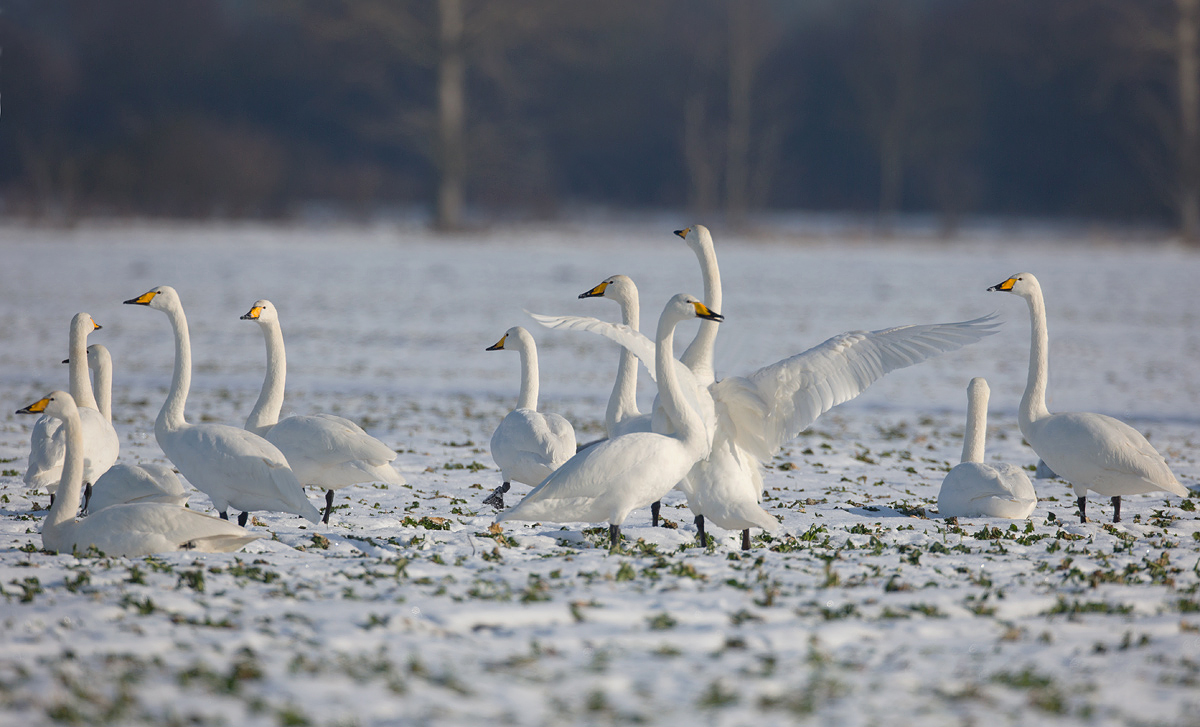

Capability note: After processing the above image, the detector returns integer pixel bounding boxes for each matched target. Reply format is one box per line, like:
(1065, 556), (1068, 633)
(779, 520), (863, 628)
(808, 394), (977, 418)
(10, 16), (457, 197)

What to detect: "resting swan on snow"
(498, 295), (722, 550)
(937, 377), (1037, 519)
(485, 326), (577, 510)
(241, 299), (405, 524)
(988, 273), (1187, 522)
(18, 392), (259, 556)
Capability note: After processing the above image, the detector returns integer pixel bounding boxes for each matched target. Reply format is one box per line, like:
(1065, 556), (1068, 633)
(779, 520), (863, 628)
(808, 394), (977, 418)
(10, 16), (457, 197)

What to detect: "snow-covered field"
(0, 222), (1197, 726)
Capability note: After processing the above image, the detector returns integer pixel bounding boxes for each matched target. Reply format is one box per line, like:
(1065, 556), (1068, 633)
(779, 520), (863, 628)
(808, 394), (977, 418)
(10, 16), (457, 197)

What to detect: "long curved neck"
(515, 338), (539, 411)
(68, 327), (99, 412)
(157, 303), (192, 433)
(1019, 290), (1051, 430)
(606, 293), (642, 433)
(44, 407), (84, 539)
(962, 387), (987, 464)
(681, 239), (721, 385)
(92, 357), (112, 423)
(246, 320), (286, 435)
(657, 313), (705, 453)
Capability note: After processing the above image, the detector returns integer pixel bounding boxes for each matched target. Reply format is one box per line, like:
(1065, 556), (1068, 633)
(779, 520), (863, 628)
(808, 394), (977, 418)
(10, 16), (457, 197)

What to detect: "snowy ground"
(0, 221), (1197, 726)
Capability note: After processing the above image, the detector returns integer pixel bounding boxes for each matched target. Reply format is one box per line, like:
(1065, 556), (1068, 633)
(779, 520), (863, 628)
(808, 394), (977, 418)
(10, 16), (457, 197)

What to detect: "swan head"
(16, 390), (76, 419)
(486, 326), (534, 352)
(673, 225), (713, 253)
(62, 343), (111, 369)
(668, 293), (723, 323)
(967, 376), (990, 403)
(70, 312), (101, 338)
(578, 275), (637, 304)
(124, 285), (181, 312)
(987, 273), (1041, 299)
(240, 299), (278, 324)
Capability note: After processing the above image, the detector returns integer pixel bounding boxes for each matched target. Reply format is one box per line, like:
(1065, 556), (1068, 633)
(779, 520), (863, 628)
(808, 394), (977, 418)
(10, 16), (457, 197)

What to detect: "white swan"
(78, 343), (113, 422)
(988, 273), (1187, 522)
(484, 326), (577, 509)
(24, 313), (119, 498)
(498, 295), (723, 549)
(241, 299), (405, 523)
(86, 463), (190, 514)
(124, 286), (321, 526)
(578, 275), (653, 439)
(534, 224), (999, 549)
(937, 377), (1037, 518)
(17, 392), (259, 556)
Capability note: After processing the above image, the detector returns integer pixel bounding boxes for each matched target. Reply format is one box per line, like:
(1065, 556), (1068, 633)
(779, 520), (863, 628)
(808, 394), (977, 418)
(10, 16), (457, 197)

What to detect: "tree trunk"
(1178, 0), (1200, 243)
(436, 0), (466, 231)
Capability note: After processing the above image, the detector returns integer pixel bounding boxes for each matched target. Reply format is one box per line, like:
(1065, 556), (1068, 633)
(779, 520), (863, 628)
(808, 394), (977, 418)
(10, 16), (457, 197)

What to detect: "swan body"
(125, 287), (321, 526)
(24, 314), (119, 494)
(988, 273), (1187, 522)
(241, 300), (405, 523)
(87, 463), (190, 514)
(937, 377), (1037, 518)
(18, 392), (259, 556)
(579, 276), (653, 438)
(485, 326), (577, 508)
(499, 295), (722, 548)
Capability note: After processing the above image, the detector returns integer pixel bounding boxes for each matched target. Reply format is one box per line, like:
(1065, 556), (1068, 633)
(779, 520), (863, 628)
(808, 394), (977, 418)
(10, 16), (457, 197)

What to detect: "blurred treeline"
(2, 0), (1197, 235)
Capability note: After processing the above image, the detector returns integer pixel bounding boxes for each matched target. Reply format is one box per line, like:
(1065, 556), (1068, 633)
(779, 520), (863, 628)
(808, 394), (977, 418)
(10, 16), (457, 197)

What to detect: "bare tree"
(436, 0), (466, 230)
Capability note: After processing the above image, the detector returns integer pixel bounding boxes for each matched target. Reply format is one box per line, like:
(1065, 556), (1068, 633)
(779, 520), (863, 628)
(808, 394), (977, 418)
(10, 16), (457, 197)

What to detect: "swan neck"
(157, 303), (192, 433)
(68, 327), (99, 412)
(606, 294), (642, 435)
(246, 320), (286, 434)
(1019, 290), (1051, 429)
(656, 312), (705, 452)
(516, 339), (539, 411)
(44, 406), (84, 538)
(92, 358), (112, 424)
(680, 240), (721, 384)
(962, 387), (987, 464)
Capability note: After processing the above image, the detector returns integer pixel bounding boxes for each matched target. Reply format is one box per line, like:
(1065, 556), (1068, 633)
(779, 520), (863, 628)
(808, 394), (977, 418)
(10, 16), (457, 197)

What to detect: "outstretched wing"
(529, 313), (659, 382)
(749, 314), (1001, 455)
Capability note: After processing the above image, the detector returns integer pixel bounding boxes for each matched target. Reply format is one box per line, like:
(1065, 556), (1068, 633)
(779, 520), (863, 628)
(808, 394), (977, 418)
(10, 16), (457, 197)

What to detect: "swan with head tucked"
(988, 272), (1187, 522)
(498, 295), (723, 549)
(937, 377), (1037, 519)
(18, 392), (259, 555)
(24, 314), (119, 500)
(534, 224), (1000, 549)
(485, 326), (576, 509)
(124, 286), (321, 526)
(86, 463), (190, 515)
(579, 275), (653, 439)
(241, 299), (405, 524)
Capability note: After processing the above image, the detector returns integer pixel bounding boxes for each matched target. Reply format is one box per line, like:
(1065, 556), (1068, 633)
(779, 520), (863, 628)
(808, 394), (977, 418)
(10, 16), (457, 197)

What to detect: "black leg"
(1112, 496), (1121, 524)
(695, 514), (706, 546)
(483, 482), (510, 510)
(238, 511), (249, 527)
(609, 524), (619, 550)
(49, 493), (55, 509)
(219, 510), (229, 521)
(82, 482), (93, 515)
(741, 529), (751, 551)
(651, 500), (661, 527)
(1077, 495), (1087, 523)
(323, 489), (335, 524)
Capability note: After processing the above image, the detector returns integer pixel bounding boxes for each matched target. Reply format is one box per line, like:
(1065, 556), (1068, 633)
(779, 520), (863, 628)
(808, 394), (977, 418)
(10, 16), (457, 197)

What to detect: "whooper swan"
(579, 275), (652, 439)
(124, 286), (321, 526)
(18, 392), (259, 556)
(937, 377), (1037, 519)
(484, 326), (576, 509)
(988, 272), (1187, 522)
(241, 299), (405, 523)
(498, 295), (723, 550)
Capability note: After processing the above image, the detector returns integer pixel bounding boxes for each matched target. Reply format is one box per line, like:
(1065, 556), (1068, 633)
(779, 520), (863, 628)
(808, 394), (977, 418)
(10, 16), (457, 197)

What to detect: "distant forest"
(3, 0), (1198, 235)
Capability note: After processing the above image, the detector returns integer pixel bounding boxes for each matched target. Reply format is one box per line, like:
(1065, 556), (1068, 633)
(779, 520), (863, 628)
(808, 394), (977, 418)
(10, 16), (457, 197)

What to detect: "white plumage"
(988, 272), (1188, 522)
(241, 299), (405, 523)
(578, 275), (653, 439)
(24, 314), (119, 496)
(485, 326), (576, 509)
(499, 295), (722, 549)
(937, 377), (1037, 519)
(18, 392), (259, 556)
(87, 463), (190, 514)
(124, 286), (321, 526)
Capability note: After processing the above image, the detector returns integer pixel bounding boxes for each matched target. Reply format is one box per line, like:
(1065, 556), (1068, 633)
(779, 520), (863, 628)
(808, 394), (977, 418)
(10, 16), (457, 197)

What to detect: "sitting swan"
(498, 295), (723, 550)
(25, 313), (120, 501)
(18, 392), (259, 556)
(241, 299), (405, 524)
(937, 377), (1037, 518)
(124, 286), (321, 527)
(988, 273), (1188, 522)
(86, 463), (190, 515)
(484, 326), (576, 509)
